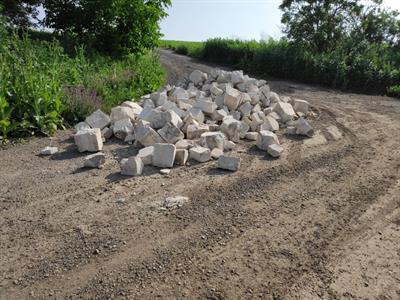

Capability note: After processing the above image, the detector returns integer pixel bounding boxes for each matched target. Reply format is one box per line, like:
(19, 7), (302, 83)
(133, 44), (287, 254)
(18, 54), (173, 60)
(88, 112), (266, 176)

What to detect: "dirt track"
(1, 49), (399, 300)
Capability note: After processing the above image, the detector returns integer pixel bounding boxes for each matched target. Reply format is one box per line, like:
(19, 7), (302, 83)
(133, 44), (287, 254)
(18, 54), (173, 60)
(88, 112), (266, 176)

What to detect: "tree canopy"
(280, 0), (400, 52)
(0, 0), (42, 27)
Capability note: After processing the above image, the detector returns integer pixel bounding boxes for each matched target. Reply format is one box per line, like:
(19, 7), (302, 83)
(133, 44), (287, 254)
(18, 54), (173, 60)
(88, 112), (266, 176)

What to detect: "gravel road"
(0, 49), (399, 300)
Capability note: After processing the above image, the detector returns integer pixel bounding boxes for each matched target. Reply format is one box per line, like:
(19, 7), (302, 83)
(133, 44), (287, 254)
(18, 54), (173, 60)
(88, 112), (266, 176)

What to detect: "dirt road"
(1, 49), (399, 300)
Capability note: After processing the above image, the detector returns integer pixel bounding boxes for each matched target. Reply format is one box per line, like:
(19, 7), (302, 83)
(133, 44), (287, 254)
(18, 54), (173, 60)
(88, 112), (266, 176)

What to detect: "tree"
(279, 0), (400, 52)
(42, 0), (171, 55)
(0, 0), (42, 27)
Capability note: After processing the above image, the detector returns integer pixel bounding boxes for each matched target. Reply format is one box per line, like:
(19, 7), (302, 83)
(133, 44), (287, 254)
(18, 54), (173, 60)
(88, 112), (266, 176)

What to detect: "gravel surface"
(0, 49), (399, 300)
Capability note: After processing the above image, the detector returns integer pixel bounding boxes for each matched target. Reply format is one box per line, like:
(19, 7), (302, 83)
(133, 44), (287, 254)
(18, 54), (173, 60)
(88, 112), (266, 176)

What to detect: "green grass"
(161, 38), (400, 97)
(0, 27), (165, 139)
(159, 40), (204, 58)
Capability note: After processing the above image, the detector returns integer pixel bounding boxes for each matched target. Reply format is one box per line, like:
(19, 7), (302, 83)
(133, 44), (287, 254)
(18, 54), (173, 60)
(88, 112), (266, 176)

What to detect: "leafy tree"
(279, 0), (400, 52)
(0, 0), (42, 27)
(42, 0), (171, 55)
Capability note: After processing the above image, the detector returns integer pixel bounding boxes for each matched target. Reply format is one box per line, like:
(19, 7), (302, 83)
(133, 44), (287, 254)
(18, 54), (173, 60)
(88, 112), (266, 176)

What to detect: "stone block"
(186, 124), (209, 139)
(84, 152), (106, 168)
(267, 144), (283, 158)
(189, 146), (211, 163)
(153, 143), (176, 168)
(256, 130), (279, 151)
(40, 146), (58, 155)
(174, 149), (189, 166)
(137, 146), (154, 165)
(121, 156), (144, 176)
(111, 106), (136, 122)
(295, 117), (314, 137)
(158, 122), (184, 144)
(293, 99), (309, 114)
(200, 132), (225, 150)
(113, 118), (134, 140)
(245, 132), (258, 141)
(74, 128), (103, 152)
(218, 155), (241, 171)
(224, 86), (241, 111)
(274, 102), (296, 123)
(85, 109), (111, 130)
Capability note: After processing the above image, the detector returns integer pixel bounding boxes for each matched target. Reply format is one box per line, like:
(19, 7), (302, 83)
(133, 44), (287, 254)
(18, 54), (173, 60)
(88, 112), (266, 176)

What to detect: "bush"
(0, 27), (165, 139)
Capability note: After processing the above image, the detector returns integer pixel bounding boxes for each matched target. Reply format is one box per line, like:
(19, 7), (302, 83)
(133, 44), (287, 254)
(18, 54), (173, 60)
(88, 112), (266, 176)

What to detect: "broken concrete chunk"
(267, 144), (283, 158)
(193, 98), (218, 115)
(186, 124), (209, 139)
(200, 132), (225, 150)
(295, 117), (314, 137)
(113, 118), (134, 140)
(293, 99), (309, 114)
(150, 91), (168, 107)
(135, 123), (164, 147)
(274, 102), (296, 123)
(74, 128), (103, 152)
(153, 143), (176, 168)
(174, 149), (189, 166)
(158, 122), (184, 144)
(190, 146), (211, 163)
(224, 86), (241, 111)
(111, 106), (136, 122)
(218, 155), (241, 171)
(85, 109), (111, 130)
(175, 139), (193, 150)
(220, 117), (242, 142)
(211, 148), (223, 159)
(40, 146), (58, 156)
(245, 132), (258, 141)
(231, 70), (244, 85)
(121, 101), (143, 115)
(260, 116), (279, 132)
(75, 122), (91, 132)
(84, 152), (106, 168)
(189, 70), (208, 85)
(256, 130), (279, 151)
(121, 156), (144, 176)
(137, 146), (154, 165)
(101, 127), (113, 140)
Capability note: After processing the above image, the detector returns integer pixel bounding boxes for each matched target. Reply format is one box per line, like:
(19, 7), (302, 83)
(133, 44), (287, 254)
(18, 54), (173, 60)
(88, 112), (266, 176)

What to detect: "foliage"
(0, 24), (165, 138)
(42, 0), (171, 56)
(0, 0), (41, 28)
(159, 40), (204, 58)
(279, 0), (400, 53)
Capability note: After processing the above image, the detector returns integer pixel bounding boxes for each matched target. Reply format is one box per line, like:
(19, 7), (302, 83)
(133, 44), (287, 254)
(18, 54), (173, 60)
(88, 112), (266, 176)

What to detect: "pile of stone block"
(72, 69), (314, 174)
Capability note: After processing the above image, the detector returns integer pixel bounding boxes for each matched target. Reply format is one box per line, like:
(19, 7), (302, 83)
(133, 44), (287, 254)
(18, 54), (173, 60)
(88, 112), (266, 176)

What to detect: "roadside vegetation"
(0, 0), (170, 139)
(162, 0), (400, 98)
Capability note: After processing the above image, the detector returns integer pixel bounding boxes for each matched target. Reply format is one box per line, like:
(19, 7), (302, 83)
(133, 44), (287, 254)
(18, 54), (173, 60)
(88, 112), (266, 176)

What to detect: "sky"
(160, 0), (400, 42)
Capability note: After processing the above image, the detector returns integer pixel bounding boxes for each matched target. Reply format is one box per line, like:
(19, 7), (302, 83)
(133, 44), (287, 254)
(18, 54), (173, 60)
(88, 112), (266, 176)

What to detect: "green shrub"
(0, 26), (165, 139)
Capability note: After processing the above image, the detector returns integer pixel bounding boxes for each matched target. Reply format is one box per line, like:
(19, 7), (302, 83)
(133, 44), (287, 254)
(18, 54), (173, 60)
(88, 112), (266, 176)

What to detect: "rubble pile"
(72, 69), (315, 174)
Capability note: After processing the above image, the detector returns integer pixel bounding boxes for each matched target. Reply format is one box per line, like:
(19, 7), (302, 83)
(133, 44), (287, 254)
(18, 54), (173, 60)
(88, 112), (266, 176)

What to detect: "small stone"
(40, 146), (58, 156)
(189, 146), (211, 163)
(84, 152), (106, 168)
(267, 144), (283, 158)
(121, 156), (144, 176)
(163, 196), (189, 209)
(160, 169), (171, 175)
(218, 155), (241, 171)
